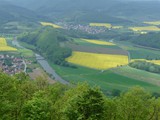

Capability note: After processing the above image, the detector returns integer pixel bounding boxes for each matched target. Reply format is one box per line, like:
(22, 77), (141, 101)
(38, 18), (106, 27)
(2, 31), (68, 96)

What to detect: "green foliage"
(129, 61), (160, 74)
(19, 27), (72, 66)
(22, 96), (51, 120)
(63, 84), (105, 120)
(1, 73), (160, 119)
(116, 87), (155, 120)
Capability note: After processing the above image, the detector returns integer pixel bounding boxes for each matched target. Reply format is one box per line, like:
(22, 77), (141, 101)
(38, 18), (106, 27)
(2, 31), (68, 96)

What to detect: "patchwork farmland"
(66, 38), (129, 70)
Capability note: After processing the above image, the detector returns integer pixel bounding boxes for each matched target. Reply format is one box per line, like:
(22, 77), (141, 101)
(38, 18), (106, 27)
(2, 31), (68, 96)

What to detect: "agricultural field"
(50, 63), (160, 92)
(129, 26), (160, 31)
(0, 37), (17, 51)
(131, 59), (160, 66)
(72, 38), (121, 49)
(40, 22), (62, 28)
(66, 43), (128, 55)
(89, 23), (123, 29)
(90, 23), (112, 28)
(116, 41), (160, 59)
(66, 51), (128, 70)
(144, 21), (160, 25)
(81, 39), (115, 46)
(111, 66), (160, 87)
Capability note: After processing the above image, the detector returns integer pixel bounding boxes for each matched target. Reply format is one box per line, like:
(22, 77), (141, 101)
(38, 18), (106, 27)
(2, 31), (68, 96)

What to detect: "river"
(35, 54), (69, 84)
(12, 40), (69, 85)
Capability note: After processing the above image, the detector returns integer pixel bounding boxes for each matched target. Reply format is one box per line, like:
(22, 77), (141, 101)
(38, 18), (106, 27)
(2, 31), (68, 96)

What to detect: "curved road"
(12, 39), (69, 85)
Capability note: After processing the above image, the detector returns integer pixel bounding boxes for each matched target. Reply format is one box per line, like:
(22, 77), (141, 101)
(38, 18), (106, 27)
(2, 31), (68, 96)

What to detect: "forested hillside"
(1, 72), (160, 120)
(4, 0), (132, 24)
(107, 1), (160, 21)
(5, 0), (160, 22)
(0, 1), (45, 25)
(19, 27), (72, 66)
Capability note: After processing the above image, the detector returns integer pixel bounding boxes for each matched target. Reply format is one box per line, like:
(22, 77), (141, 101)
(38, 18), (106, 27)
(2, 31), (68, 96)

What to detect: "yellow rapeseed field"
(66, 51), (129, 70)
(131, 59), (160, 65)
(40, 22), (62, 28)
(0, 37), (17, 51)
(150, 60), (160, 65)
(90, 23), (112, 28)
(0, 38), (7, 46)
(144, 21), (160, 25)
(81, 39), (115, 46)
(129, 26), (160, 31)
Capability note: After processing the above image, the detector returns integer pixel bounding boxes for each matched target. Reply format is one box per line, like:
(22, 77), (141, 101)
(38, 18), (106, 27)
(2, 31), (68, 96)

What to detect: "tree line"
(129, 60), (160, 74)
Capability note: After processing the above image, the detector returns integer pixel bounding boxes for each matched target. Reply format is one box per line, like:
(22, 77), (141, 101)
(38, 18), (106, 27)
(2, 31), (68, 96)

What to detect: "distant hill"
(5, 0), (119, 11)
(0, 1), (46, 25)
(3, 0), (160, 24)
(107, 1), (160, 21)
(5, 0), (132, 24)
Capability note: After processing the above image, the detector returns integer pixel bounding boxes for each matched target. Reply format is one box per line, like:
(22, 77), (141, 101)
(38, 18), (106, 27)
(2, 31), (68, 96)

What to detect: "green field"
(72, 38), (121, 49)
(111, 66), (160, 86)
(50, 63), (160, 92)
(116, 41), (160, 59)
(55, 39), (160, 92)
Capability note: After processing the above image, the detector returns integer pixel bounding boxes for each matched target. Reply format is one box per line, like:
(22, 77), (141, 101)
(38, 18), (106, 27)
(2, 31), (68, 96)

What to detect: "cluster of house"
(59, 23), (107, 34)
(0, 54), (25, 75)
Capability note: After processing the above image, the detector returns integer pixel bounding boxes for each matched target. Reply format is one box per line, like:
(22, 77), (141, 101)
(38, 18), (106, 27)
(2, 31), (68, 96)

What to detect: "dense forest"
(1, 72), (160, 120)
(18, 27), (72, 66)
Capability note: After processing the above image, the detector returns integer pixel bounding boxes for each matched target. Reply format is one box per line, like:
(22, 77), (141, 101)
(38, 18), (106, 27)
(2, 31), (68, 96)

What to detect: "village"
(58, 22), (107, 34)
(0, 54), (26, 75)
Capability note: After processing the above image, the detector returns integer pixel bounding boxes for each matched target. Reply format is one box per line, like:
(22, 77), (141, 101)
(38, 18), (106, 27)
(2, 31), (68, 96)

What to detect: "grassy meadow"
(116, 41), (160, 59)
(50, 63), (160, 92)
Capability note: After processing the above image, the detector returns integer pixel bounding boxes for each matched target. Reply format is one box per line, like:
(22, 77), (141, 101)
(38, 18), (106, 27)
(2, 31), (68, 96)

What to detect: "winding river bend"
(12, 40), (69, 85)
